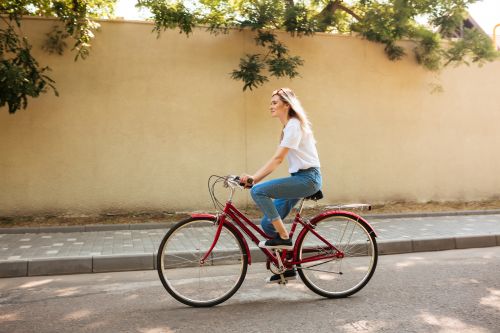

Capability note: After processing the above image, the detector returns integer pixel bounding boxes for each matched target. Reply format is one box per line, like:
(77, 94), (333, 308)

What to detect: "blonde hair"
(272, 88), (313, 135)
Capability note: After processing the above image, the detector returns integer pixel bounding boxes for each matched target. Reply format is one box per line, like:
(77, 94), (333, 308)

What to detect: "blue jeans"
(250, 167), (322, 238)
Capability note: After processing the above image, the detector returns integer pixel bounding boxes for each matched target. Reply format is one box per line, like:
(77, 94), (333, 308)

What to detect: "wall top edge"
(1, 14), (365, 40)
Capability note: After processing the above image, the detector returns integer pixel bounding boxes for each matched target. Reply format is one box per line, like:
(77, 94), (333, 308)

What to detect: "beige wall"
(1, 18), (500, 215)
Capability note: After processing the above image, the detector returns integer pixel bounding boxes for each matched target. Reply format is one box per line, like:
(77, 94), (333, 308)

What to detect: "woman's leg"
(258, 215), (289, 239)
(271, 219), (289, 240)
(260, 215), (277, 238)
(251, 173), (319, 241)
(260, 198), (300, 238)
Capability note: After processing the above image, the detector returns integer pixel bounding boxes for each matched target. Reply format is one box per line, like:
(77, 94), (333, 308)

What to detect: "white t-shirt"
(279, 118), (321, 173)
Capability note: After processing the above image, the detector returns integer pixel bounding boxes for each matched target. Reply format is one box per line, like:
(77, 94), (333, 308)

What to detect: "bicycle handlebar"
(225, 175), (253, 189)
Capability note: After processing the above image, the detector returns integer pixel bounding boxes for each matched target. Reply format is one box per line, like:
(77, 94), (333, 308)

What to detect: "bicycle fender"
(310, 210), (378, 237)
(189, 213), (252, 265)
(191, 213), (217, 219)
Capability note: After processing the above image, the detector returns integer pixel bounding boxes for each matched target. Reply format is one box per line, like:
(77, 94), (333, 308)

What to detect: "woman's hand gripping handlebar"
(234, 175), (254, 189)
(222, 175), (254, 189)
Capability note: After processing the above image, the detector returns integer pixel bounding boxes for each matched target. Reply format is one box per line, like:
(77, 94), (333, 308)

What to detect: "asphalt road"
(1, 247), (500, 333)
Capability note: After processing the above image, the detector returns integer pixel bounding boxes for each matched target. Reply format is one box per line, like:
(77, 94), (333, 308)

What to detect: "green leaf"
(231, 54), (268, 91)
(254, 30), (276, 46)
(0, 19), (58, 114)
(267, 55), (304, 78)
(445, 28), (499, 67)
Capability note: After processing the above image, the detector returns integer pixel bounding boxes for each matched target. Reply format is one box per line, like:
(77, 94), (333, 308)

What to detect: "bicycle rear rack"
(325, 203), (372, 211)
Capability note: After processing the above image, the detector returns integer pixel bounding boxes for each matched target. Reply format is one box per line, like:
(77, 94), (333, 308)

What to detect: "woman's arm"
(242, 146), (289, 185)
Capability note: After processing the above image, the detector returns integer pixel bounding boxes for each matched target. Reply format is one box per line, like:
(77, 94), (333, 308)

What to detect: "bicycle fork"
(199, 218), (225, 265)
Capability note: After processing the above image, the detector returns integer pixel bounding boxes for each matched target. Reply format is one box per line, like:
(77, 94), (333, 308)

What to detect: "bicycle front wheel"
(157, 217), (248, 307)
(296, 213), (377, 298)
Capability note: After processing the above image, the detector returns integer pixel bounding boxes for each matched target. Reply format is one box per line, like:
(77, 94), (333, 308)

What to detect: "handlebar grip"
(236, 176), (253, 188)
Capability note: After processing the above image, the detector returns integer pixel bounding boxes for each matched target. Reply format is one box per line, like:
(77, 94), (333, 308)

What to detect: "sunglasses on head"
(272, 88), (291, 97)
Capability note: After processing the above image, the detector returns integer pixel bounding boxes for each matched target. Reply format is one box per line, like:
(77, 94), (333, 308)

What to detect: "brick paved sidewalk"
(1, 212), (500, 277)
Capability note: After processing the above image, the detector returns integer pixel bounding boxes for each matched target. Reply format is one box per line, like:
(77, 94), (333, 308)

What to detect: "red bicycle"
(157, 175), (378, 307)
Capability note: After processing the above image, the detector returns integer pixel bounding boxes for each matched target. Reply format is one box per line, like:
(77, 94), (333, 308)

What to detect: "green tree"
(138, 0), (498, 90)
(1, 0), (114, 114)
(1, 0), (498, 114)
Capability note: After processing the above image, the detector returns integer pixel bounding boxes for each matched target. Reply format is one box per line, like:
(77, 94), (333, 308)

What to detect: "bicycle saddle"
(305, 190), (323, 201)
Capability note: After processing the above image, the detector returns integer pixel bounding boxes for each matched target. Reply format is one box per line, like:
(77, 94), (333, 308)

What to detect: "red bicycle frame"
(199, 200), (345, 269)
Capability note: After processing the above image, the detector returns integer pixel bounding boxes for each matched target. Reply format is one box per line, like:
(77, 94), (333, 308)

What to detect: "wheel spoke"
(300, 258), (338, 270)
(299, 267), (342, 275)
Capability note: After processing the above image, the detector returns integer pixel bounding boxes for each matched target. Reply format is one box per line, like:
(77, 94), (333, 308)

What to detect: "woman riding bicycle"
(240, 87), (322, 283)
(158, 93), (376, 304)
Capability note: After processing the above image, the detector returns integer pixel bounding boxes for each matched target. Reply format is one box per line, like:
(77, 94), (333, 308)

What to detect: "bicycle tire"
(296, 212), (378, 298)
(157, 217), (248, 307)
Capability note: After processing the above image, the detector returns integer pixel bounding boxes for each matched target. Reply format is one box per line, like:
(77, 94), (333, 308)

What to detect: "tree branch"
(319, 0), (362, 22)
(336, 2), (362, 21)
(72, 0), (79, 13)
(1, 15), (11, 26)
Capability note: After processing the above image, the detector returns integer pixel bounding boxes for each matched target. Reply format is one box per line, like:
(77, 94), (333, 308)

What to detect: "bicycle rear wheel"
(296, 213), (377, 298)
(157, 217), (248, 307)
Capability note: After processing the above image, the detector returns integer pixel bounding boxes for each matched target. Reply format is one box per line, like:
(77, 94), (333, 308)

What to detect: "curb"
(364, 209), (500, 220)
(2, 209), (500, 234)
(1, 234), (499, 278)
(0, 222), (174, 234)
(0, 253), (156, 278)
